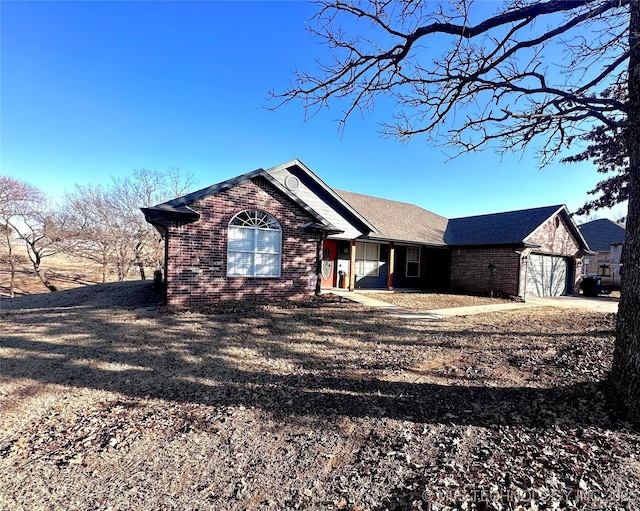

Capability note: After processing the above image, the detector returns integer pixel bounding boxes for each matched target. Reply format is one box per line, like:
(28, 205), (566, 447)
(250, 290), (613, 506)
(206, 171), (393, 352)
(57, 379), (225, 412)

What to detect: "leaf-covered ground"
(1, 282), (638, 510)
(358, 292), (510, 310)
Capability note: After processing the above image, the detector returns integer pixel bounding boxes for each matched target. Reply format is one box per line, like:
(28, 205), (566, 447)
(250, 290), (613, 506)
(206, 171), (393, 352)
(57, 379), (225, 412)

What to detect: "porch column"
(349, 240), (356, 291)
(387, 242), (395, 290)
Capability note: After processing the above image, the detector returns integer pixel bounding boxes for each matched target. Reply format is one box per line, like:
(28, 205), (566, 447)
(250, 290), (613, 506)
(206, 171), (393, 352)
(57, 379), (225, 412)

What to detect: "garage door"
(526, 254), (568, 297)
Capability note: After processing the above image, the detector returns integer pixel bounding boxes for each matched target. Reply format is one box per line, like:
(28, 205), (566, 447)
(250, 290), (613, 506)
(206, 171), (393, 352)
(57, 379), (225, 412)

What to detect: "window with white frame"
(227, 210), (282, 277)
(355, 242), (380, 277)
(406, 247), (421, 277)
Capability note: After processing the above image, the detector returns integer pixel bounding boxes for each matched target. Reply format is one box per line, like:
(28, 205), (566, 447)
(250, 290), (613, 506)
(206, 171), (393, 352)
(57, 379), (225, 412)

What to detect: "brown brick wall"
(166, 177), (317, 305)
(522, 214), (583, 296)
(450, 247), (521, 297)
(525, 215), (581, 255)
(450, 213), (584, 299)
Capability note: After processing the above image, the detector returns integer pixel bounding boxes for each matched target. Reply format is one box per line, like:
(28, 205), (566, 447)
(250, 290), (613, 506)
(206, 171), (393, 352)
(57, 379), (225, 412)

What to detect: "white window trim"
(406, 247), (421, 278)
(227, 210), (282, 278)
(355, 242), (380, 278)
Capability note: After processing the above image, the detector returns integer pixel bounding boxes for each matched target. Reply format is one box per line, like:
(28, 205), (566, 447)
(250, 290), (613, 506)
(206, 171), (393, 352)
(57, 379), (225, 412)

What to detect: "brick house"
(578, 218), (626, 275)
(446, 206), (588, 298)
(143, 159), (591, 305)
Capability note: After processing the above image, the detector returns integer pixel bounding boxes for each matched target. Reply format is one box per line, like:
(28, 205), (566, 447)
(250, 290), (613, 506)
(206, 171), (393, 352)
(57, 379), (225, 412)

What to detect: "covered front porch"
(319, 239), (451, 292)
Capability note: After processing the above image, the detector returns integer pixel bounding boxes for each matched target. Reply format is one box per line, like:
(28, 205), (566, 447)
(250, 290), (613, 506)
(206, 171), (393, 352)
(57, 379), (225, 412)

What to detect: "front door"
(321, 240), (338, 288)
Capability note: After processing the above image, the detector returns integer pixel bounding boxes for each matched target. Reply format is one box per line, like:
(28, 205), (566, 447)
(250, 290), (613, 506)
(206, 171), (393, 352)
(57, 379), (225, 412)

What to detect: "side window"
(406, 247), (421, 277)
(227, 210), (281, 277)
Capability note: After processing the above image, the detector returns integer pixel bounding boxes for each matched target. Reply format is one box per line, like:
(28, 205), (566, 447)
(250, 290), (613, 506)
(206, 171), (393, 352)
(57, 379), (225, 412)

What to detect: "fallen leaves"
(1, 296), (638, 511)
(2, 400), (224, 468)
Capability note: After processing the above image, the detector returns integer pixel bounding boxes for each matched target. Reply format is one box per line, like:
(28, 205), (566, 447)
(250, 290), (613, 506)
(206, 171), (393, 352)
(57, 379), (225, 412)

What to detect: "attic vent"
(285, 175), (300, 190)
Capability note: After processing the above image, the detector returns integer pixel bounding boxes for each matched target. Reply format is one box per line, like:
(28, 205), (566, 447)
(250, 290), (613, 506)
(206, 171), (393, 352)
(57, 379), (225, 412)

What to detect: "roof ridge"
(579, 218), (625, 227)
(450, 204), (563, 221)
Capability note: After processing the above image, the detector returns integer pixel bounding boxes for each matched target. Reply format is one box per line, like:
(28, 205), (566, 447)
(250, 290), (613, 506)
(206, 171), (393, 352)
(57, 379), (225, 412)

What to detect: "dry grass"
(0, 282), (638, 510)
(358, 292), (511, 310)
(0, 247), (156, 297)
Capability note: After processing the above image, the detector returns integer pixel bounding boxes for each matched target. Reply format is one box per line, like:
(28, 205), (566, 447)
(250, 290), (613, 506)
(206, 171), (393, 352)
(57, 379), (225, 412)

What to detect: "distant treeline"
(0, 168), (195, 297)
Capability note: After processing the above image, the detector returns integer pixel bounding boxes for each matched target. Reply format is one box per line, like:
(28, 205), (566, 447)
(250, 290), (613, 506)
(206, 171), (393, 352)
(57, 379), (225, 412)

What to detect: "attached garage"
(526, 254), (568, 297)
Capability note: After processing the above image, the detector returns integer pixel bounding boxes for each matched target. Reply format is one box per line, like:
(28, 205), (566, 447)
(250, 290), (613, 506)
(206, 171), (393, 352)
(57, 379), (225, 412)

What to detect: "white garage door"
(526, 254), (568, 297)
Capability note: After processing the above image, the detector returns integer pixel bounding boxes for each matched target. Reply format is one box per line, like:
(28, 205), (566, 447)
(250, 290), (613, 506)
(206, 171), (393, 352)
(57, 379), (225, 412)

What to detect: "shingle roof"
(335, 190), (449, 245)
(142, 167), (341, 232)
(578, 218), (626, 252)
(142, 159), (588, 252)
(444, 205), (564, 246)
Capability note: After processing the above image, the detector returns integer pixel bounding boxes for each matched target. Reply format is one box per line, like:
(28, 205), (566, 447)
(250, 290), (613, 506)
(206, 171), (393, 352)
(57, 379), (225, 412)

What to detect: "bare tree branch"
(271, 0), (630, 161)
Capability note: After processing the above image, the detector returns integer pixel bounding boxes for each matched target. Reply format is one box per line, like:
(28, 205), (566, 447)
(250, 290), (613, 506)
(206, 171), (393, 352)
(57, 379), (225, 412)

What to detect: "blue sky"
(1, 0), (627, 220)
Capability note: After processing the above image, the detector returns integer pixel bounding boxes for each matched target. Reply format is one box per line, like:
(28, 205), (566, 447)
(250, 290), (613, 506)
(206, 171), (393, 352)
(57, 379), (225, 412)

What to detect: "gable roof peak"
(265, 160), (379, 234)
(142, 162), (337, 232)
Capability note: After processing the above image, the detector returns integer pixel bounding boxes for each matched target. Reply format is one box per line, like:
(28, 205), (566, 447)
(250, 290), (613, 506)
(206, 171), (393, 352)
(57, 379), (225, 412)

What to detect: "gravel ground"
(0, 282), (638, 510)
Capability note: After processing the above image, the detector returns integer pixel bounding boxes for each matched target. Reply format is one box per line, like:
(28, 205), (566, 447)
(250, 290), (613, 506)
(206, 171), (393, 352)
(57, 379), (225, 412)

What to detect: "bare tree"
(0, 176), (66, 292)
(273, 0), (640, 422)
(63, 168), (196, 282)
(12, 208), (69, 292)
(62, 183), (130, 282)
(0, 225), (18, 297)
(109, 168), (195, 280)
(0, 176), (39, 297)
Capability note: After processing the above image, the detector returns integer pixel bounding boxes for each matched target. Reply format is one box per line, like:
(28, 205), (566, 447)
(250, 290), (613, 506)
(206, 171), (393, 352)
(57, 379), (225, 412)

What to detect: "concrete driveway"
(329, 290), (619, 320)
(525, 295), (619, 313)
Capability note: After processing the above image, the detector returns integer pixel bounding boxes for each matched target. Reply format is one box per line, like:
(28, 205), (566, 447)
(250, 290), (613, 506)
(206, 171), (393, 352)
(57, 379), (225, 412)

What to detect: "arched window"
(227, 210), (282, 277)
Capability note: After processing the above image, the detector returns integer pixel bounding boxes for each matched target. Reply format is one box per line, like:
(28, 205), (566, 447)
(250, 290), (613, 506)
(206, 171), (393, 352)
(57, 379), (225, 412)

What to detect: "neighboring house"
(578, 219), (626, 274)
(143, 159), (591, 306)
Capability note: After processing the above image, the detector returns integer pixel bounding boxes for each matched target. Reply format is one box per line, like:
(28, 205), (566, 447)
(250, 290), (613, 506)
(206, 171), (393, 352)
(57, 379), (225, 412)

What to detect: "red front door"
(321, 240), (338, 288)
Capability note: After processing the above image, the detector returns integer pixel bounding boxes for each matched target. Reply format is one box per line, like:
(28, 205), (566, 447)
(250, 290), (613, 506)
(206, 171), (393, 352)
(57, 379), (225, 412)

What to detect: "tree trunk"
(24, 242), (58, 293)
(9, 251), (15, 299)
(32, 261), (58, 292)
(115, 248), (125, 282)
(609, 0), (640, 425)
(135, 242), (146, 280)
(4, 230), (15, 298)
